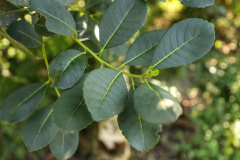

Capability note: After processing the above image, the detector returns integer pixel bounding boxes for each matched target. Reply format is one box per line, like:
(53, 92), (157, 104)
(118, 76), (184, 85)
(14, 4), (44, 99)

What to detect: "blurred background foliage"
(0, 0), (240, 159)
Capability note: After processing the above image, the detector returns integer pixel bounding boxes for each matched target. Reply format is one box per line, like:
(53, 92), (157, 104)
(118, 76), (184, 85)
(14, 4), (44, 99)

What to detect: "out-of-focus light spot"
(220, 62), (227, 69)
(7, 47), (16, 58)
(204, 130), (212, 141)
(2, 69), (11, 77)
(182, 99), (191, 107)
(222, 45), (231, 54)
(78, 0), (85, 7)
(227, 11), (234, 20)
(218, 70), (225, 77)
(197, 104), (205, 111)
(214, 40), (222, 49)
(16, 50), (26, 61)
(231, 120), (240, 140)
(228, 56), (236, 64)
(189, 88), (198, 99)
(203, 91), (210, 99)
(213, 125), (220, 132)
(209, 66), (217, 74)
(223, 121), (230, 129)
(229, 42), (237, 50)
(229, 95), (236, 102)
(210, 58), (218, 66)
(189, 64), (195, 71)
(2, 38), (10, 46)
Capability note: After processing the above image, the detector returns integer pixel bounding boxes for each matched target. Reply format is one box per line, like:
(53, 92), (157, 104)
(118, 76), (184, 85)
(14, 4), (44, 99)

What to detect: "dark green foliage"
(48, 49), (86, 89)
(23, 105), (57, 151)
(0, 0), (23, 30)
(0, 0), (216, 159)
(52, 74), (93, 133)
(7, 21), (42, 48)
(118, 88), (162, 151)
(0, 83), (46, 123)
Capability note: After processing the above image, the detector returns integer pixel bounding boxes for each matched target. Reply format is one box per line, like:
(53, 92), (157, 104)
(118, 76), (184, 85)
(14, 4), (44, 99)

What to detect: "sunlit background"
(0, 0), (240, 159)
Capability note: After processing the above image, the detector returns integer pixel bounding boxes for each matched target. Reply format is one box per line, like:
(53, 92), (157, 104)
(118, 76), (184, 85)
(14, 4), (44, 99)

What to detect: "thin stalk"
(72, 37), (142, 79)
(42, 38), (60, 98)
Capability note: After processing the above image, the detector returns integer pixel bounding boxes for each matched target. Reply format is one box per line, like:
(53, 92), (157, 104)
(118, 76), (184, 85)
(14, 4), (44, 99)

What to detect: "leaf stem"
(72, 37), (142, 79)
(42, 38), (60, 98)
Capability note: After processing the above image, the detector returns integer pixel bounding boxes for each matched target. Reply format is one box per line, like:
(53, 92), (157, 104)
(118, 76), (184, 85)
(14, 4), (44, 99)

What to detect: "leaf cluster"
(0, 0), (215, 159)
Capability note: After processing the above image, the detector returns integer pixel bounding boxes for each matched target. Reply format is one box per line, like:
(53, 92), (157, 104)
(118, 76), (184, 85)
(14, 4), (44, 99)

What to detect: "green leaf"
(49, 49), (86, 90)
(100, 0), (147, 49)
(109, 43), (128, 56)
(34, 17), (53, 37)
(0, 27), (36, 58)
(23, 105), (57, 151)
(118, 88), (162, 152)
(6, 0), (29, 6)
(123, 30), (166, 66)
(0, 83), (47, 123)
(52, 74), (93, 133)
(180, 0), (214, 8)
(134, 83), (182, 124)
(0, 0), (23, 30)
(151, 18), (215, 69)
(50, 131), (79, 160)
(7, 20), (43, 48)
(86, 0), (112, 12)
(55, 0), (76, 7)
(29, 0), (76, 36)
(83, 68), (128, 121)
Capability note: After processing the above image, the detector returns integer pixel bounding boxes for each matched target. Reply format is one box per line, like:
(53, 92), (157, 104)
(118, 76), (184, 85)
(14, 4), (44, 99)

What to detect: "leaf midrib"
(65, 98), (84, 130)
(0, 8), (23, 16)
(152, 25), (212, 68)
(102, 0), (135, 49)
(57, 52), (85, 77)
(33, 6), (76, 34)
(146, 82), (175, 122)
(98, 71), (122, 113)
(123, 42), (159, 66)
(12, 29), (43, 45)
(30, 108), (54, 149)
(10, 83), (47, 117)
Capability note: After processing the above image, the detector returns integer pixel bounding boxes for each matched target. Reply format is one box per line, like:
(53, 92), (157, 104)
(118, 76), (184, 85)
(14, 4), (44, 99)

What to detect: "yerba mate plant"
(0, 0), (215, 159)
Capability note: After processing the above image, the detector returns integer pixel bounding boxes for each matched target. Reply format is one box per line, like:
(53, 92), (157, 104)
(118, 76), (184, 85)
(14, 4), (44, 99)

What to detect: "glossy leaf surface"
(100, 0), (147, 49)
(134, 83), (182, 124)
(7, 21), (42, 48)
(118, 88), (162, 151)
(0, 28), (36, 58)
(0, 83), (47, 123)
(123, 30), (166, 66)
(34, 17), (53, 37)
(56, 0), (76, 7)
(151, 18), (215, 69)
(109, 43), (128, 56)
(23, 105), (57, 151)
(52, 75), (93, 133)
(6, 0), (29, 6)
(49, 49), (86, 90)
(0, 0), (22, 30)
(180, 0), (214, 8)
(83, 68), (128, 121)
(29, 0), (76, 36)
(50, 131), (79, 160)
